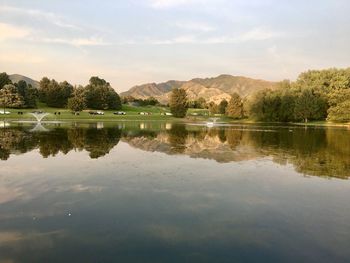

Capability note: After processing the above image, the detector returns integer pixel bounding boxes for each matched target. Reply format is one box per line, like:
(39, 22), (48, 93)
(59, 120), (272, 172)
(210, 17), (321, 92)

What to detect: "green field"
(1, 104), (349, 128)
(0, 104), (180, 122)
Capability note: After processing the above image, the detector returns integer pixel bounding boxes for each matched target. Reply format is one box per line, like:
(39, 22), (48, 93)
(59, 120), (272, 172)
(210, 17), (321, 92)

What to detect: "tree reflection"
(1, 124), (349, 179)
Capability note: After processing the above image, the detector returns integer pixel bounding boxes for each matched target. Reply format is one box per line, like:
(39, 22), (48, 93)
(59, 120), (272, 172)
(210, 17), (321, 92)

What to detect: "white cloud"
(0, 5), (81, 30)
(174, 21), (216, 32)
(0, 23), (30, 41)
(39, 37), (111, 47)
(149, 0), (208, 9)
(144, 27), (284, 45)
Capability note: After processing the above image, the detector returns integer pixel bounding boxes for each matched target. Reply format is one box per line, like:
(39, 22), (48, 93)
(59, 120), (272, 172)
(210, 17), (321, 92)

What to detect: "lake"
(0, 121), (350, 262)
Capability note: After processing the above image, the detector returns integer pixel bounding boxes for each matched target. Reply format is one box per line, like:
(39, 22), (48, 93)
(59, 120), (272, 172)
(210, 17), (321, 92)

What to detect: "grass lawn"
(1, 104), (349, 127)
(1, 104), (179, 122)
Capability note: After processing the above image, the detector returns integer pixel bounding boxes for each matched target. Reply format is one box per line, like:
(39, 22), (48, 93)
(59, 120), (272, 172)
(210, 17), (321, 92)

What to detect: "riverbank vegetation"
(1, 68), (349, 123)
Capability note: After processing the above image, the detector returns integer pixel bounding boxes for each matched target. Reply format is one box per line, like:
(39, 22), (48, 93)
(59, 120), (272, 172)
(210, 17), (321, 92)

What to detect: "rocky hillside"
(121, 74), (277, 104)
(9, 74), (40, 88)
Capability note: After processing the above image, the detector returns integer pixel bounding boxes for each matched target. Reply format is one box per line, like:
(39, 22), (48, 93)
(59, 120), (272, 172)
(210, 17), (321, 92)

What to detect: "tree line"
(1, 68), (349, 121)
(0, 72), (37, 109)
(39, 76), (122, 111)
(0, 73), (122, 111)
(169, 68), (350, 122)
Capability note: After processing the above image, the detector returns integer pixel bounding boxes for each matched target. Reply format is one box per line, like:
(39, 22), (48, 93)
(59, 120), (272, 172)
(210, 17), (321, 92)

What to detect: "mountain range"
(8, 74), (278, 104)
(121, 74), (278, 104)
(9, 74), (40, 89)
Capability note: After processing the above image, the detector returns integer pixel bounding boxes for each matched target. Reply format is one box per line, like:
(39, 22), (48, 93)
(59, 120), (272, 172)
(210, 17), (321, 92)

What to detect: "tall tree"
(226, 93), (243, 119)
(0, 72), (11, 90)
(169, 88), (188, 118)
(85, 76), (121, 110)
(39, 77), (51, 102)
(15, 80), (38, 108)
(327, 89), (350, 122)
(219, 99), (228, 114)
(67, 86), (86, 112)
(208, 102), (219, 115)
(294, 89), (327, 122)
(0, 84), (24, 110)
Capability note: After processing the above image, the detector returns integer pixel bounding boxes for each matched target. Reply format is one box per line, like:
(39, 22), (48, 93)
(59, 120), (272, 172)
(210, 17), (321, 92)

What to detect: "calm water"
(1, 121), (350, 263)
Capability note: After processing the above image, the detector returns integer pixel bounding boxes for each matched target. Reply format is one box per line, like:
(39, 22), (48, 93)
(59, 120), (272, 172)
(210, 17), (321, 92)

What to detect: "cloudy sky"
(0, 0), (349, 92)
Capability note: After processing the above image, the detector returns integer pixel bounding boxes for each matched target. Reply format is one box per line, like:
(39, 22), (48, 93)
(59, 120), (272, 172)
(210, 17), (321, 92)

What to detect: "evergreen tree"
(0, 72), (11, 90)
(219, 99), (228, 114)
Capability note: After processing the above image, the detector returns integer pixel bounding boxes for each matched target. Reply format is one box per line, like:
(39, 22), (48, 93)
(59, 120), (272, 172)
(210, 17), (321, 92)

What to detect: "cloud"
(38, 37), (111, 47)
(0, 5), (81, 30)
(0, 23), (30, 41)
(174, 21), (216, 32)
(149, 0), (208, 9)
(144, 27), (284, 45)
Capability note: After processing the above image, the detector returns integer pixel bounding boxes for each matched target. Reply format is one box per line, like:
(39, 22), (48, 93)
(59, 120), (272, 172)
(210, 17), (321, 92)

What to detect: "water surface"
(0, 122), (350, 262)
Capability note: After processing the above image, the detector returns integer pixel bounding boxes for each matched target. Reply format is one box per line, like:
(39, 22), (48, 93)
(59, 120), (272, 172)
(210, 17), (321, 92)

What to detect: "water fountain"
(206, 117), (220, 128)
(29, 112), (50, 132)
(29, 112), (50, 123)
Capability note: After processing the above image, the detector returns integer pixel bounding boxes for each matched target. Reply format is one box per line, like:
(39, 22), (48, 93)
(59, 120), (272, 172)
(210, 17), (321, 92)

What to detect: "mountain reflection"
(1, 123), (349, 179)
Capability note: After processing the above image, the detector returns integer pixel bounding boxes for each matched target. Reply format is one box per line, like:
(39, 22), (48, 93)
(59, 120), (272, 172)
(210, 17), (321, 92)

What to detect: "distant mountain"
(121, 74), (278, 104)
(9, 74), (40, 89)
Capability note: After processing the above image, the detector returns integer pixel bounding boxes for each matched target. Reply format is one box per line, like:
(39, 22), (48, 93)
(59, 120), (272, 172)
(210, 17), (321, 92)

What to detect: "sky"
(0, 0), (349, 92)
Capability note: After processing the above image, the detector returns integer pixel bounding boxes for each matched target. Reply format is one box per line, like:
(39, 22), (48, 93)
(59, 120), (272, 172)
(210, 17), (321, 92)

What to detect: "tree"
(169, 88), (188, 118)
(0, 72), (11, 90)
(85, 76), (121, 110)
(0, 84), (24, 110)
(15, 80), (37, 108)
(219, 99), (228, 114)
(294, 89), (327, 122)
(226, 93), (243, 119)
(39, 78), (73, 107)
(39, 77), (51, 102)
(67, 86), (86, 112)
(208, 102), (219, 115)
(327, 89), (350, 122)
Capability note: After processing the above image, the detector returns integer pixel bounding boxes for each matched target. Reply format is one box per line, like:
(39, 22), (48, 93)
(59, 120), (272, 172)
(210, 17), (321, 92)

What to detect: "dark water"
(0, 121), (350, 263)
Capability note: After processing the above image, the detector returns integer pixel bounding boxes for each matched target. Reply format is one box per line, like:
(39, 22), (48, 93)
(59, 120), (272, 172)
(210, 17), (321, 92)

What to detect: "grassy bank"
(1, 105), (349, 128)
(1, 104), (179, 122)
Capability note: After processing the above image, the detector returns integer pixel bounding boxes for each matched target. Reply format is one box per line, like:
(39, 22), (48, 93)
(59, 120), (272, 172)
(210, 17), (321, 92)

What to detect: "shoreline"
(2, 116), (349, 128)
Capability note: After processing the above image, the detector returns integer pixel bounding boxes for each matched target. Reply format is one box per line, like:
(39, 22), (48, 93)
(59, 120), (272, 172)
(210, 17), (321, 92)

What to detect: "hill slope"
(9, 74), (40, 88)
(121, 75), (277, 104)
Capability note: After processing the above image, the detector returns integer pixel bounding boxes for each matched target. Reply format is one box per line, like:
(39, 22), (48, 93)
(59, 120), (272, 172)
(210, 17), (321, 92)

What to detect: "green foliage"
(226, 93), (243, 119)
(39, 78), (73, 107)
(294, 89), (327, 122)
(15, 80), (38, 108)
(169, 88), (188, 118)
(188, 97), (207, 109)
(208, 102), (219, 114)
(39, 77), (50, 102)
(327, 89), (350, 122)
(85, 76), (121, 110)
(219, 99), (228, 114)
(0, 72), (12, 89)
(247, 68), (350, 122)
(67, 86), (86, 112)
(0, 84), (24, 108)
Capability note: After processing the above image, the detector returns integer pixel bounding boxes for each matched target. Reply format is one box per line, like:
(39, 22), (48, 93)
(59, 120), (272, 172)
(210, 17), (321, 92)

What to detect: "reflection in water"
(1, 123), (350, 178)
(0, 122), (350, 262)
